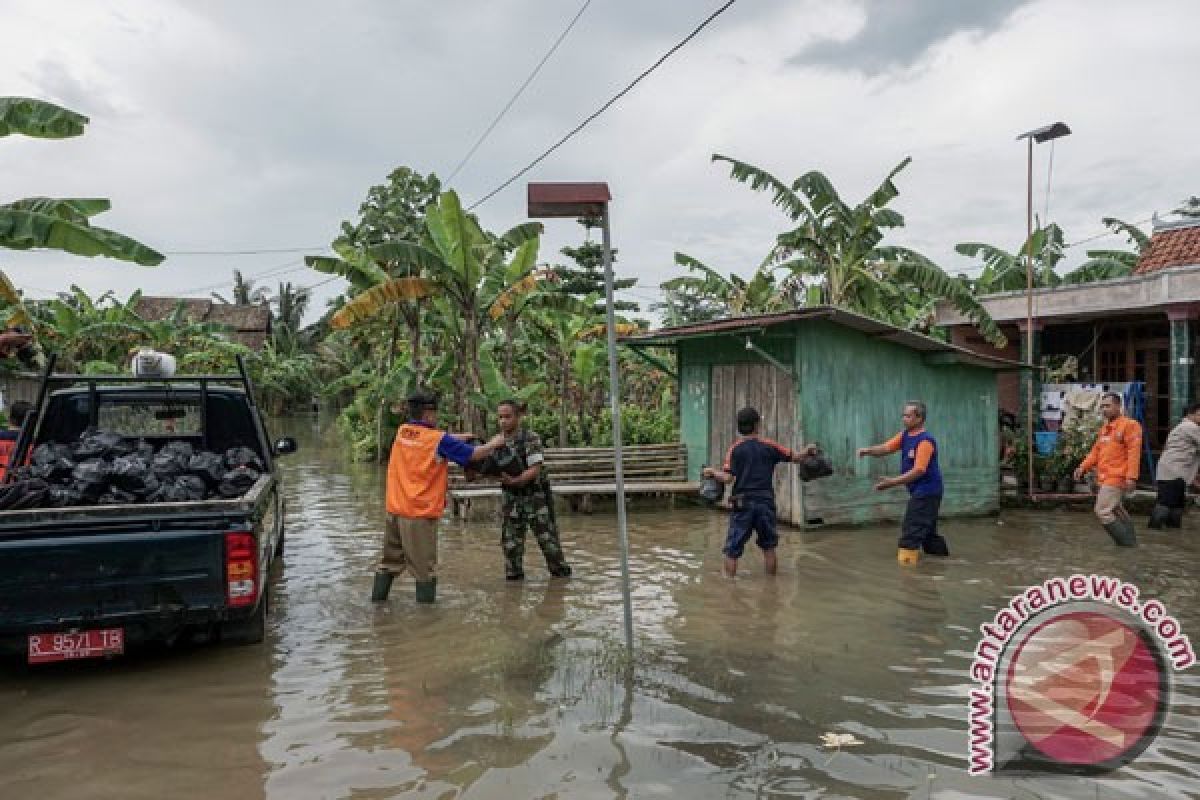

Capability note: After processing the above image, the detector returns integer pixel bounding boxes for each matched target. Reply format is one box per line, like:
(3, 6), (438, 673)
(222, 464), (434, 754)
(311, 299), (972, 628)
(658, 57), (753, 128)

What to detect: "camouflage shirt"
(500, 429), (550, 501)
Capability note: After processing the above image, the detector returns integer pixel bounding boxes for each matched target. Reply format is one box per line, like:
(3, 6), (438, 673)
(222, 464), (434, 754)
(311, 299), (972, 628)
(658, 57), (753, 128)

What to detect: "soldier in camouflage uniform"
(494, 400), (572, 581)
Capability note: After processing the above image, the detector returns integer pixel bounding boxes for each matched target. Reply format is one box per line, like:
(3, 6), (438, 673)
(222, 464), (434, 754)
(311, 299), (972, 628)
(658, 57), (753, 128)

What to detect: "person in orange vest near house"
(0, 400), (32, 481)
(374, 391), (507, 604)
(1073, 392), (1142, 547)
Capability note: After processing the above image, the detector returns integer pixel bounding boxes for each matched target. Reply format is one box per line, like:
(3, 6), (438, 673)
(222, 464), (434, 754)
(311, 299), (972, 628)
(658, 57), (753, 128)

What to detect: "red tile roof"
(1134, 222), (1200, 274)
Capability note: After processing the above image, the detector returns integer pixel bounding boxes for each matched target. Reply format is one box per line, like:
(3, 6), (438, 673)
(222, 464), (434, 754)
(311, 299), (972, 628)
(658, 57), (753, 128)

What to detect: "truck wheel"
(221, 588), (269, 646)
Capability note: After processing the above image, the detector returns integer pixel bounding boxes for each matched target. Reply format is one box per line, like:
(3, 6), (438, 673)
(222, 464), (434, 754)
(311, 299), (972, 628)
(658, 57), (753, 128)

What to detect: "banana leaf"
(330, 277), (434, 329)
(0, 206), (163, 265)
(0, 97), (88, 139)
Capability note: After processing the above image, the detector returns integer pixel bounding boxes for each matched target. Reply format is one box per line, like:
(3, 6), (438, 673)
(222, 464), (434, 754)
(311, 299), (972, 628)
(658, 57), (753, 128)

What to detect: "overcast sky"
(4, 0), (1197, 322)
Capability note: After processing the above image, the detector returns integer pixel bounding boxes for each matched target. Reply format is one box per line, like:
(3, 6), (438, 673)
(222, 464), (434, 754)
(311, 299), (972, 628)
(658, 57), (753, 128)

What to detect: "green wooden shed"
(622, 307), (1024, 528)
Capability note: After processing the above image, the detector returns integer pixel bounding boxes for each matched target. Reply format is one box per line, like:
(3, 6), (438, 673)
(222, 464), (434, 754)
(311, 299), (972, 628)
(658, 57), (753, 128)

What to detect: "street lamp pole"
(1016, 122), (1070, 498)
(527, 182), (634, 659)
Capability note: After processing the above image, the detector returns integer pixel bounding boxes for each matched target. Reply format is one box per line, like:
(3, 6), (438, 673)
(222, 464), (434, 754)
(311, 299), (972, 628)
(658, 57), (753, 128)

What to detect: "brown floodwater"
(2, 418), (1197, 799)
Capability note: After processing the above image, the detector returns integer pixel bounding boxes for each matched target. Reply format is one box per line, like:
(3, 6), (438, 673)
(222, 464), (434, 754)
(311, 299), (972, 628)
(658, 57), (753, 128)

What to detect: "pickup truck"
(0, 360), (295, 664)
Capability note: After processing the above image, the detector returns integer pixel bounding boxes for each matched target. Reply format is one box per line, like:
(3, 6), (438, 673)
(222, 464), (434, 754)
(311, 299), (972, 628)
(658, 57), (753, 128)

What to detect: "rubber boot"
(922, 535), (950, 557)
(1102, 520), (1137, 547)
(1167, 508), (1184, 529)
(1148, 505), (1170, 530)
(370, 570), (394, 602)
(415, 578), (437, 604)
(897, 547), (920, 566)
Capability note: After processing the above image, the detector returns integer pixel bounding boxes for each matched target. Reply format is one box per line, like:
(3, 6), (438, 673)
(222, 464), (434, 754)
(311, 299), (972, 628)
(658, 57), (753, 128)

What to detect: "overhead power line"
(163, 245), (329, 256)
(1064, 216), (1154, 249)
(467, 0), (739, 212)
(444, 0), (594, 185)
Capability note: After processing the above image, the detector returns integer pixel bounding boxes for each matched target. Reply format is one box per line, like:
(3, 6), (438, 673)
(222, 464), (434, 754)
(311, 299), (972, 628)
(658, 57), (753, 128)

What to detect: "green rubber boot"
(1103, 519), (1137, 547)
(371, 570), (395, 602)
(415, 578), (437, 604)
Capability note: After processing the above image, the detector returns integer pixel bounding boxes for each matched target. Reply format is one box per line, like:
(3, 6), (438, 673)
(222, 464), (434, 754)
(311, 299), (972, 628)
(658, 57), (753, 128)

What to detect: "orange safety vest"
(0, 434), (17, 482)
(1080, 415), (1142, 487)
(386, 423), (450, 519)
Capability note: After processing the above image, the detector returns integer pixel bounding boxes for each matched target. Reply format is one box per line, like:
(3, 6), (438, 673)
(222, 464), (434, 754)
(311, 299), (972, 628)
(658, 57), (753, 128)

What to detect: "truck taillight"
(225, 531), (258, 608)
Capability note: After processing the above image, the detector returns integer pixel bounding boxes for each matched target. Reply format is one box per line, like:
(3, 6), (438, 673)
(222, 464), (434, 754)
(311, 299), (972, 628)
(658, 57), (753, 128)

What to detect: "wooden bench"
(448, 442), (699, 517)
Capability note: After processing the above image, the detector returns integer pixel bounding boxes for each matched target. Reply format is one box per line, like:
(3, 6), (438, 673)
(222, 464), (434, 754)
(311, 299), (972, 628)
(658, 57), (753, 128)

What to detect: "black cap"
(407, 391), (439, 414)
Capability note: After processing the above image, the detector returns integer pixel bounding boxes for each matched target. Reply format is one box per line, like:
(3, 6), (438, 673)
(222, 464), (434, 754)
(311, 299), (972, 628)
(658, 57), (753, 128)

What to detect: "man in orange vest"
(1073, 392), (1142, 547)
(374, 391), (507, 603)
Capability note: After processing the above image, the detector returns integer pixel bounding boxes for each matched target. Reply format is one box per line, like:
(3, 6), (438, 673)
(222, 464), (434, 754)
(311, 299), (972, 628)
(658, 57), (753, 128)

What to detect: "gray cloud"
(790, 0), (1032, 75)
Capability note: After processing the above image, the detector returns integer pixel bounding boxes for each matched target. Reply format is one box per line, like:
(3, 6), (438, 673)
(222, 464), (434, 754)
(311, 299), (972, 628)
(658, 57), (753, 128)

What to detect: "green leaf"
(0, 97), (88, 139)
(330, 277), (434, 329)
(0, 207), (163, 265)
(712, 154), (810, 221)
(2, 197), (111, 223)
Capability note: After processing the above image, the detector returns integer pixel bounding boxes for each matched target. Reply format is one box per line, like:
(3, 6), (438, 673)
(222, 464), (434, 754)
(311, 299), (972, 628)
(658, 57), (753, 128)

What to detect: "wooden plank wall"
(709, 363), (799, 525)
(796, 320), (999, 526)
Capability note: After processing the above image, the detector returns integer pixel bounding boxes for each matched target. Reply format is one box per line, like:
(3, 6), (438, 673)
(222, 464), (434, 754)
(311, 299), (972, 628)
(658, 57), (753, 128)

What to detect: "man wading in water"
(486, 399), (572, 581)
(375, 391), (507, 603)
(858, 401), (948, 566)
(702, 407), (818, 578)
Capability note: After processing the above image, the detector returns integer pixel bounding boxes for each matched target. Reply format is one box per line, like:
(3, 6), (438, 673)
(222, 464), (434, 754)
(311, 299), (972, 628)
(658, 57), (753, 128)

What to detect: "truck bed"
(0, 475), (272, 533)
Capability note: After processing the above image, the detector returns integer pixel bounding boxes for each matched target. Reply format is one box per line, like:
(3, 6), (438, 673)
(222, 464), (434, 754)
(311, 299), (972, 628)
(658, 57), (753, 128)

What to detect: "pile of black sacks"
(0, 430), (265, 510)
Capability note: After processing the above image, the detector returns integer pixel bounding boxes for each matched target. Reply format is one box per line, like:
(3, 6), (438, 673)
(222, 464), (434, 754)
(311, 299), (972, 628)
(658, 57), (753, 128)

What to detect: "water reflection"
(0, 415), (1194, 799)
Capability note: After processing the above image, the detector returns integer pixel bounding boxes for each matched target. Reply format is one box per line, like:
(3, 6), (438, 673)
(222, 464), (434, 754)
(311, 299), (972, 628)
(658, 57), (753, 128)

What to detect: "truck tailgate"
(0, 527), (226, 632)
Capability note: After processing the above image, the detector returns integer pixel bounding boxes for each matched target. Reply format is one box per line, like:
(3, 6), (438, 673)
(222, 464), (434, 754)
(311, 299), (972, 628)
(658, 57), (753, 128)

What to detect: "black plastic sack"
(147, 474), (205, 503)
(73, 430), (132, 460)
(218, 467), (260, 498)
(110, 455), (153, 493)
(71, 459), (111, 501)
(188, 452), (226, 487)
(98, 486), (137, 505)
(46, 487), (85, 508)
(134, 439), (155, 462)
(224, 447), (264, 471)
(151, 441), (194, 480)
(30, 456), (74, 482)
(477, 447), (523, 478)
(32, 443), (74, 467)
(797, 451), (834, 483)
(699, 471), (724, 502)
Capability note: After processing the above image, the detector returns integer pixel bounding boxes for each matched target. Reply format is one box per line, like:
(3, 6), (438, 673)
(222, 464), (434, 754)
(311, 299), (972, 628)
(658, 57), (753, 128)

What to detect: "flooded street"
(2, 418), (1198, 799)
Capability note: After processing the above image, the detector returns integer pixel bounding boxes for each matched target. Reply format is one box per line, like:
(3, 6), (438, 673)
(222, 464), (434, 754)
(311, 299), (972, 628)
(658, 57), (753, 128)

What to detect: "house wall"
(796, 320), (999, 526)
(677, 335), (800, 520)
(949, 325), (1021, 414)
(678, 323), (1000, 528)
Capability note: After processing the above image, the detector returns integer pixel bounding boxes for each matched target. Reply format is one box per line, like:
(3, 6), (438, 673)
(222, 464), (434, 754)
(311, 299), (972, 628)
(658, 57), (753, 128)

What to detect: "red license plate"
(28, 628), (124, 664)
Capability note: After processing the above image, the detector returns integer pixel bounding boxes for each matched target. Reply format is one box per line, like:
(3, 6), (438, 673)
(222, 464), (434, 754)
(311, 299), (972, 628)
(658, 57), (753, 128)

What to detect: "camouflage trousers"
(501, 495), (570, 578)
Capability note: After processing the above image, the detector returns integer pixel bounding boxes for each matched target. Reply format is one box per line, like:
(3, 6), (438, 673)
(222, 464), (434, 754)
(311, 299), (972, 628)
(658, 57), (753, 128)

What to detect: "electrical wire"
(466, 0), (739, 211)
(443, 0), (593, 185)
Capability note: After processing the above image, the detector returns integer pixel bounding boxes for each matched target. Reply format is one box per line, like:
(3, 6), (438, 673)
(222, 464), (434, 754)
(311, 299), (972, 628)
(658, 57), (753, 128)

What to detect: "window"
(96, 399), (203, 437)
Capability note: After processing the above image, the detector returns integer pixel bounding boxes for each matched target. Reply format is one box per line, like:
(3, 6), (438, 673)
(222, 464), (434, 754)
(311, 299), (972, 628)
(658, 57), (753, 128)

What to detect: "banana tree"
(362, 190), (544, 431)
(1, 99), (163, 264)
(660, 253), (790, 317)
(1062, 217), (1149, 284)
(956, 223), (1067, 294)
(530, 303), (603, 446)
(712, 153), (1005, 347)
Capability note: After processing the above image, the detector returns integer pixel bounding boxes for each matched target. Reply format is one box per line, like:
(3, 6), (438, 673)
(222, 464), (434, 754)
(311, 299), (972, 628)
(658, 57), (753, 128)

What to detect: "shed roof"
(1134, 218), (1200, 274)
(621, 306), (1025, 370)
